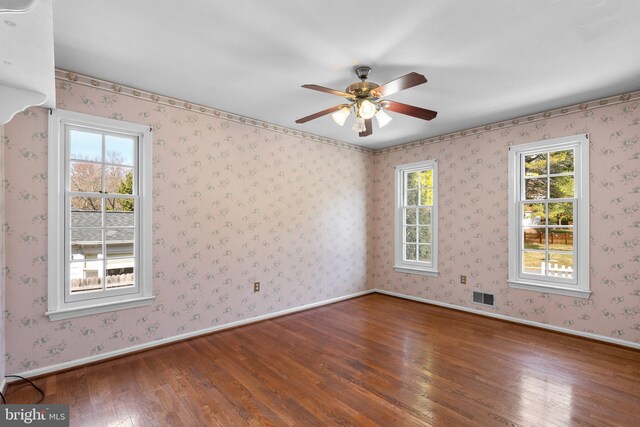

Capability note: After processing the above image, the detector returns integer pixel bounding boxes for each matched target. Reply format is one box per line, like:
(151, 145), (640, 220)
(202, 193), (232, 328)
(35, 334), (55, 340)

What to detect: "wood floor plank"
(5, 294), (639, 426)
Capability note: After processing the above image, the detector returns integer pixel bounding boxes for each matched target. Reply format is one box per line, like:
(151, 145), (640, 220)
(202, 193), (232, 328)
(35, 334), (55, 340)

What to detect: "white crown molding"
(7, 289), (374, 380)
(375, 289), (640, 350)
(55, 69), (374, 155)
(374, 91), (640, 155)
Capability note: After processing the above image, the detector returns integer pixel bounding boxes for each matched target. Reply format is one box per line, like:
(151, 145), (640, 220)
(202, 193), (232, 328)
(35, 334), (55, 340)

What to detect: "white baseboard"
(375, 289), (640, 350)
(9, 289), (374, 381)
(8, 287), (638, 381)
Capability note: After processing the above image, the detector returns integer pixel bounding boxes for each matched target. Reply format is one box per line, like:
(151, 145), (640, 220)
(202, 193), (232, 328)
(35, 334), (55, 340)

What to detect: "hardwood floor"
(6, 294), (640, 426)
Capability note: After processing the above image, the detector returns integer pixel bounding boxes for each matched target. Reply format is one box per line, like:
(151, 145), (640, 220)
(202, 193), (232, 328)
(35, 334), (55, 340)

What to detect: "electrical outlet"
(253, 282), (260, 292)
(460, 275), (467, 284)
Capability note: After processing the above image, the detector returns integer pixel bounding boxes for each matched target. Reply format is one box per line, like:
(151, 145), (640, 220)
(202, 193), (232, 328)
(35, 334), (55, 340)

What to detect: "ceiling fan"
(295, 66), (437, 137)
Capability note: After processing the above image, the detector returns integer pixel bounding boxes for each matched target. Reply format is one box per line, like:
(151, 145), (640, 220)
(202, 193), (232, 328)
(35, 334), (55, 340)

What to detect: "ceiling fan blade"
(301, 84), (351, 98)
(359, 119), (373, 137)
(374, 72), (427, 97)
(384, 100), (438, 121)
(295, 104), (343, 124)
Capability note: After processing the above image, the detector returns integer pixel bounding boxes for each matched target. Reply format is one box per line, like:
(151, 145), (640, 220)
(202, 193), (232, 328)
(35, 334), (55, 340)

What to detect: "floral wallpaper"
(2, 72), (639, 375)
(372, 98), (640, 344)
(1, 124), (5, 382)
(3, 79), (373, 372)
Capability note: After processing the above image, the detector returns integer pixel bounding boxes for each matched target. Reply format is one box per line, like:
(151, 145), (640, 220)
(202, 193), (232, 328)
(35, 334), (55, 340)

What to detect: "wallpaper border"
(374, 90), (640, 155)
(377, 290), (640, 350)
(55, 69), (375, 154)
(56, 69), (640, 156)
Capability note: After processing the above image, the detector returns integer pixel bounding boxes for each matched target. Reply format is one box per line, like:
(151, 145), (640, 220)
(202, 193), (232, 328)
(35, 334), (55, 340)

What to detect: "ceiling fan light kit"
(358, 99), (377, 119)
(296, 66), (438, 138)
(352, 117), (366, 133)
(331, 106), (350, 126)
(375, 109), (392, 128)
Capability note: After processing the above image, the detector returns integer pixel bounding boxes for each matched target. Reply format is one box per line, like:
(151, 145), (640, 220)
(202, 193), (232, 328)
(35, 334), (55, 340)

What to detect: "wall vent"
(472, 291), (495, 307)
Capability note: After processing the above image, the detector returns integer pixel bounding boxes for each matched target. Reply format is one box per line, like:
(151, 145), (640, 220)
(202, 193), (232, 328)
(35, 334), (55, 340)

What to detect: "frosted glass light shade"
(331, 107), (350, 126)
(375, 109), (392, 128)
(352, 117), (366, 133)
(358, 100), (376, 119)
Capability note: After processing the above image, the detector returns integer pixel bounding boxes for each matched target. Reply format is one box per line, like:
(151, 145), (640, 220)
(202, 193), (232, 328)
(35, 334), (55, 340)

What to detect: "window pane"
(548, 252), (574, 279)
(406, 172), (418, 189)
(406, 189), (418, 206)
(523, 251), (546, 275)
(70, 260), (103, 293)
(522, 202), (546, 226)
(70, 161), (102, 193)
(405, 226), (416, 243)
(405, 244), (417, 261)
(105, 166), (134, 195)
(70, 197), (102, 227)
(549, 228), (573, 252)
(420, 170), (433, 187)
(106, 199), (135, 226)
(418, 244), (431, 262)
(71, 228), (103, 260)
(523, 228), (545, 250)
(418, 207), (431, 225)
(105, 228), (135, 259)
(525, 178), (547, 200)
(105, 135), (135, 166)
(420, 187), (433, 206)
(524, 153), (547, 176)
(550, 176), (574, 199)
(548, 202), (573, 225)
(70, 129), (102, 162)
(405, 208), (417, 225)
(106, 259), (135, 289)
(550, 150), (574, 174)
(418, 226), (431, 244)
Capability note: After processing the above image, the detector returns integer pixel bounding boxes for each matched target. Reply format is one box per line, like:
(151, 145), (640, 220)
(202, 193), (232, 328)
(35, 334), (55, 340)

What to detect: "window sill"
(46, 296), (155, 321)
(394, 266), (439, 277)
(508, 280), (590, 299)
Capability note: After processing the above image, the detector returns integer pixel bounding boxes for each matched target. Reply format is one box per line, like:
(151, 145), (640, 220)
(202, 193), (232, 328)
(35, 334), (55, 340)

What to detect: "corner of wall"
(3, 76), (377, 374)
(366, 150), (378, 291)
(0, 123), (6, 384)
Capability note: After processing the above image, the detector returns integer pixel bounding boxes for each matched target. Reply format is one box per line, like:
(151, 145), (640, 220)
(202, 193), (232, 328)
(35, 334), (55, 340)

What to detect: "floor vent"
(472, 291), (495, 307)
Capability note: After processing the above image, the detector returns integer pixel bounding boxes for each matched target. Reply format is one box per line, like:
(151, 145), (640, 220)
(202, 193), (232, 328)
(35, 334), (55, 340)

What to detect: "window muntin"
(66, 126), (139, 301)
(395, 160), (438, 275)
(520, 148), (576, 282)
(48, 109), (153, 320)
(402, 169), (434, 264)
(508, 134), (589, 298)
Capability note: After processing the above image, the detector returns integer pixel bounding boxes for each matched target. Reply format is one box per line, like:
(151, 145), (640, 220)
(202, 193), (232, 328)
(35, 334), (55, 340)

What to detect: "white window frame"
(47, 109), (154, 320)
(508, 133), (590, 298)
(394, 159), (439, 276)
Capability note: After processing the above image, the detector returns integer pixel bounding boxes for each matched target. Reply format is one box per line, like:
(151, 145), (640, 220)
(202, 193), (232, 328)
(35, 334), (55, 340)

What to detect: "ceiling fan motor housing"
(345, 81), (380, 100)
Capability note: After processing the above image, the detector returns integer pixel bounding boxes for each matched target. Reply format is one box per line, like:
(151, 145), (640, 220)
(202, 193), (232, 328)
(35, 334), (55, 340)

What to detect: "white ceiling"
(52, 0), (640, 149)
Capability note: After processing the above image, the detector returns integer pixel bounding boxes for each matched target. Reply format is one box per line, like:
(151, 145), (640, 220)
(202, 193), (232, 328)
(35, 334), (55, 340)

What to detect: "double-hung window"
(48, 109), (153, 320)
(508, 133), (590, 298)
(394, 159), (438, 276)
